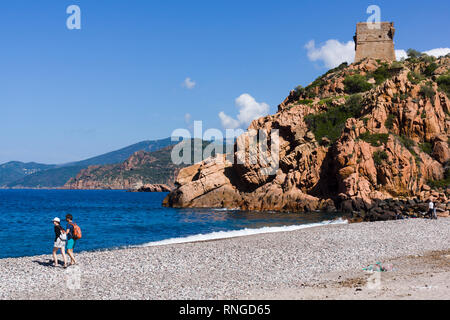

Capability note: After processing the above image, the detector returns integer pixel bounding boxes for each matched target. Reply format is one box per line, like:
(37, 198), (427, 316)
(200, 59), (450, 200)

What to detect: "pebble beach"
(1, 218), (449, 300)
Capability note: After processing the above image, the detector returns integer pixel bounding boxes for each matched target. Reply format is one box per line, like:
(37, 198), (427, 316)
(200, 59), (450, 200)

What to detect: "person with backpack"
(65, 214), (82, 266)
(52, 217), (68, 268)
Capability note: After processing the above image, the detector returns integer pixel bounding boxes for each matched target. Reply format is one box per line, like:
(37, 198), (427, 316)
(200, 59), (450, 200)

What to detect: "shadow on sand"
(32, 259), (57, 267)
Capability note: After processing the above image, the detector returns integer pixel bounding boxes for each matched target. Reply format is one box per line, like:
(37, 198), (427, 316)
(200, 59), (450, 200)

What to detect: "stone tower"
(354, 22), (396, 62)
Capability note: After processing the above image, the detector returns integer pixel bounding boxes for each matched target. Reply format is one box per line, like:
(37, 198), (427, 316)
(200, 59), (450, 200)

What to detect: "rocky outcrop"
(130, 184), (172, 193)
(65, 148), (182, 190)
(164, 56), (450, 219)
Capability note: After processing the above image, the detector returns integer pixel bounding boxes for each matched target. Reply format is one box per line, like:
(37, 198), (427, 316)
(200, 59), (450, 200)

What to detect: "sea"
(0, 190), (347, 259)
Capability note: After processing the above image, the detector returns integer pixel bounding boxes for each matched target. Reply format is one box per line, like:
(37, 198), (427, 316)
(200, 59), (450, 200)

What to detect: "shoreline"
(1, 218), (449, 300)
(1, 217), (349, 260)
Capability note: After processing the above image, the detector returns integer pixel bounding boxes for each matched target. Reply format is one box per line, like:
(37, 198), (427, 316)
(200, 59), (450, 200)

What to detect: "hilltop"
(164, 54), (450, 220)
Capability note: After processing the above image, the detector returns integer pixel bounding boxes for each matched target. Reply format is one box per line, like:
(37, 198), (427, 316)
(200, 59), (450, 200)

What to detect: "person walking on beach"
(433, 201), (438, 220)
(65, 214), (81, 266)
(428, 200), (435, 219)
(52, 217), (68, 268)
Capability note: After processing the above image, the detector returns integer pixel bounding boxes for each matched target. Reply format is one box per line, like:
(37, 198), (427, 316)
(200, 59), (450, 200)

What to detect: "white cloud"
(423, 48), (450, 58)
(219, 94), (270, 129)
(305, 39), (355, 69)
(395, 49), (408, 61)
(306, 39), (450, 66)
(182, 77), (196, 89)
(396, 48), (450, 60)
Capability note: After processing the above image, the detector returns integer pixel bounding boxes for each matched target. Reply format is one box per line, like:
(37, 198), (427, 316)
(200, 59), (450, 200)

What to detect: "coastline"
(1, 218), (449, 300)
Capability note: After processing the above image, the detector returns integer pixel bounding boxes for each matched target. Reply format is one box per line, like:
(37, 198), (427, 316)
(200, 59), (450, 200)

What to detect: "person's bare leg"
(67, 249), (77, 265)
(52, 248), (58, 266)
(61, 248), (68, 267)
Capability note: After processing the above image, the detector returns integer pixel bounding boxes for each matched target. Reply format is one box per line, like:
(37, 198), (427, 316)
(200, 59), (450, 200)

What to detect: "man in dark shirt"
(65, 214), (77, 265)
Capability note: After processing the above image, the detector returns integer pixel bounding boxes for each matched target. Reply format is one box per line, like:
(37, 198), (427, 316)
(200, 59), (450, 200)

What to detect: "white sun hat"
(52, 217), (61, 223)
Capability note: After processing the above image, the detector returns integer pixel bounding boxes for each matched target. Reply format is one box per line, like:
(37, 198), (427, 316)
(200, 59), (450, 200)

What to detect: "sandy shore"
(1, 218), (449, 300)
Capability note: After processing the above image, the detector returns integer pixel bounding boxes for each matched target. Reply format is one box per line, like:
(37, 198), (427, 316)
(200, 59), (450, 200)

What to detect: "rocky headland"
(164, 56), (450, 220)
(65, 148), (181, 190)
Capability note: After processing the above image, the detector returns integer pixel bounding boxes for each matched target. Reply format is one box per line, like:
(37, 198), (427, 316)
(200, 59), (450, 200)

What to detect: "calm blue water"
(0, 190), (343, 258)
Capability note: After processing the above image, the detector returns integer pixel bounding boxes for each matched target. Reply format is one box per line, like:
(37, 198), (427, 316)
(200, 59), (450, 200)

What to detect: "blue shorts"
(67, 239), (76, 250)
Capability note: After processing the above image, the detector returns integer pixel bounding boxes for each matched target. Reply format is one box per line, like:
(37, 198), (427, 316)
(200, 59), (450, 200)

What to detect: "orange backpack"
(70, 223), (82, 240)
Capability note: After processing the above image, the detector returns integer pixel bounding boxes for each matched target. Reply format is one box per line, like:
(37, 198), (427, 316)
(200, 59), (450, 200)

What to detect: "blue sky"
(0, 0), (448, 164)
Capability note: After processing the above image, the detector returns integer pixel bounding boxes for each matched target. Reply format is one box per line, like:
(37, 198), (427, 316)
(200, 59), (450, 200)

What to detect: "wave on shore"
(137, 218), (348, 248)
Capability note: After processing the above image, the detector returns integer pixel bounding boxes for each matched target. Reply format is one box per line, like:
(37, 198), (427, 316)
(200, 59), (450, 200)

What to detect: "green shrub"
(423, 63), (438, 77)
(297, 99), (313, 105)
(407, 49), (422, 59)
(419, 84), (435, 100)
(345, 94), (364, 114)
(398, 135), (415, 149)
(427, 167), (450, 189)
(372, 64), (391, 84)
(397, 135), (419, 159)
(390, 61), (403, 69)
(373, 151), (389, 166)
(344, 75), (373, 94)
(360, 133), (389, 147)
(407, 71), (425, 85)
(385, 114), (395, 130)
(437, 75), (450, 97)
(419, 142), (433, 155)
(421, 111), (426, 119)
(420, 55), (436, 63)
(306, 77), (326, 92)
(294, 85), (305, 95)
(318, 97), (333, 106)
(324, 62), (348, 76)
(304, 94), (363, 144)
(400, 93), (409, 100)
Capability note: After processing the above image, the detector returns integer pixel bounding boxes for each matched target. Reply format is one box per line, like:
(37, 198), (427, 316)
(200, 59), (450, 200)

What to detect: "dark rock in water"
(131, 184), (172, 193)
(341, 200), (354, 213)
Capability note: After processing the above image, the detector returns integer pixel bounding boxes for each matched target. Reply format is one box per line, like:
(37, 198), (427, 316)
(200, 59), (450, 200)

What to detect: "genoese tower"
(354, 22), (396, 62)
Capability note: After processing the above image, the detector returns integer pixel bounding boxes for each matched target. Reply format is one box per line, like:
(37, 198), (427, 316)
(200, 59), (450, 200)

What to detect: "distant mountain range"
(64, 139), (218, 190)
(0, 138), (178, 188)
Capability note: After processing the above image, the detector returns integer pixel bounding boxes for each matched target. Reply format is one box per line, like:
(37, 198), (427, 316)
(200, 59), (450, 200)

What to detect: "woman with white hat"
(52, 217), (68, 268)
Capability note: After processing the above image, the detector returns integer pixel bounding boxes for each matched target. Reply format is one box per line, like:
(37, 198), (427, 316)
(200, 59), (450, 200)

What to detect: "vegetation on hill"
(0, 138), (178, 188)
(289, 53), (449, 193)
(344, 75), (372, 94)
(8, 166), (85, 188)
(64, 139), (232, 190)
(437, 74), (450, 97)
(0, 162), (56, 187)
(304, 94), (363, 144)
